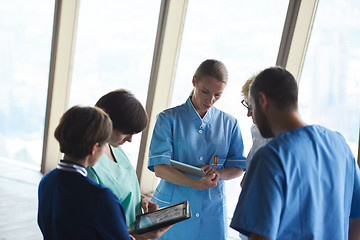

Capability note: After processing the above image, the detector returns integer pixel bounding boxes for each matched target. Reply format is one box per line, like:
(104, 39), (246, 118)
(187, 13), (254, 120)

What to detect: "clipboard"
(170, 160), (206, 177)
(133, 201), (191, 234)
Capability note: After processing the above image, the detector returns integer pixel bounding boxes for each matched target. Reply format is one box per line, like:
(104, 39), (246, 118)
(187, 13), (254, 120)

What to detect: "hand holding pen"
(200, 165), (217, 175)
(196, 173), (219, 189)
(195, 165), (219, 189)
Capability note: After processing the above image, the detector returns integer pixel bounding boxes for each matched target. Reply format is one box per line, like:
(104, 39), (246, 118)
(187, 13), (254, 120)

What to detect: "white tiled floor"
(0, 159), (43, 240)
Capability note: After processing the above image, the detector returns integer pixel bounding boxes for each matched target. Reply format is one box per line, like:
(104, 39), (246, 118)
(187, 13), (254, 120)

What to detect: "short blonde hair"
(241, 73), (258, 102)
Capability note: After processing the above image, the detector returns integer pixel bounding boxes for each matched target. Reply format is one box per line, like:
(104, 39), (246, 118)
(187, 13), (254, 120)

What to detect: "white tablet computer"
(170, 160), (206, 177)
(133, 201), (191, 234)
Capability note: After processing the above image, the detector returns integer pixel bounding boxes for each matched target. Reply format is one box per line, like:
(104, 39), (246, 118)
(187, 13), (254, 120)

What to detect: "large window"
(69, 0), (161, 168)
(0, 1), (55, 169)
(299, 0), (360, 158)
(170, 1), (289, 238)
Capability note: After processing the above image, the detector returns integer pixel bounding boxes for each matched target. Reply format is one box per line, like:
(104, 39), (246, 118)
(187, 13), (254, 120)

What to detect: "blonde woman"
(148, 59), (246, 240)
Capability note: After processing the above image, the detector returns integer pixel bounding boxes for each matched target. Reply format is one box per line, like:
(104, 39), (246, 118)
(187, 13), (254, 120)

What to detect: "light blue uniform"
(231, 125), (360, 240)
(148, 97), (246, 240)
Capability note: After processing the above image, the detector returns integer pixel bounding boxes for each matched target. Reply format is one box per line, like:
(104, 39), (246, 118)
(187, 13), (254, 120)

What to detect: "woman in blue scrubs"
(148, 59), (246, 240)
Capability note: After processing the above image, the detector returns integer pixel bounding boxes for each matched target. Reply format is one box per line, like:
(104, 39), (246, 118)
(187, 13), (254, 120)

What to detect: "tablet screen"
(134, 201), (191, 234)
(139, 204), (184, 228)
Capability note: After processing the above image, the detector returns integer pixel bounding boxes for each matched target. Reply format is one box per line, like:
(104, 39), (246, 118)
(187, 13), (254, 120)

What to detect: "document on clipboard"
(170, 160), (206, 177)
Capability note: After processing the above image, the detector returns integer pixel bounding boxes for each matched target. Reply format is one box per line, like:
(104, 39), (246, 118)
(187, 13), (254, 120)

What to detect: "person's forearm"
(349, 218), (360, 240)
(154, 164), (198, 188)
(216, 166), (244, 180)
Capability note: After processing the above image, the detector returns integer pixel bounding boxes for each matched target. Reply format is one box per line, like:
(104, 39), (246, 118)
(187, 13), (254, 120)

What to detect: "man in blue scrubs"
(230, 67), (360, 240)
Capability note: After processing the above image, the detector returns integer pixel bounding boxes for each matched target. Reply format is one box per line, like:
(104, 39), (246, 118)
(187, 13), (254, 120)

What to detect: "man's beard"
(254, 108), (274, 138)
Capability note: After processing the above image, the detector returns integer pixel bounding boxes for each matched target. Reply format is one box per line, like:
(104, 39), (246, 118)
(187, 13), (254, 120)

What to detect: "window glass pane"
(299, 0), (360, 158)
(69, 0), (160, 168)
(0, 1), (54, 169)
(170, 1), (288, 238)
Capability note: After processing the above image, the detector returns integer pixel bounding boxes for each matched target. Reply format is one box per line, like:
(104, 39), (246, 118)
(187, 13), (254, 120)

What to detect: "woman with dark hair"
(38, 106), (131, 239)
(87, 89), (168, 239)
(148, 59), (246, 239)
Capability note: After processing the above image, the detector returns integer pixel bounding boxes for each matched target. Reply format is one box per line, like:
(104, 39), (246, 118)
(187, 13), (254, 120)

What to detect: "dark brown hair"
(54, 106), (112, 159)
(95, 89), (148, 134)
(250, 66), (298, 110)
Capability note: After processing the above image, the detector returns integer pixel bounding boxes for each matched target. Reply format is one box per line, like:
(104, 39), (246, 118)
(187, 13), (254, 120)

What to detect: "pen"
(214, 155), (218, 166)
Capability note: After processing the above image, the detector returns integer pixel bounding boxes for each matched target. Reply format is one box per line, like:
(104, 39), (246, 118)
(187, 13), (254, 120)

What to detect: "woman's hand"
(141, 196), (159, 213)
(200, 165), (216, 175)
(129, 225), (172, 239)
(196, 173), (219, 190)
(154, 164), (219, 190)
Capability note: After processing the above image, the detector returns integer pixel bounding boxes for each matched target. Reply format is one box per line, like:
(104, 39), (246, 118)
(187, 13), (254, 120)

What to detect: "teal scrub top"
(148, 97), (246, 240)
(87, 146), (142, 229)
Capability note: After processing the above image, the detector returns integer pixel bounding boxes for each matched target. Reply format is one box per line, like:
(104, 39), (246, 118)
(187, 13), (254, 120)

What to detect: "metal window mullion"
(136, 0), (188, 194)
(276, 0), (318, 82)
(41, 0), (79, 174)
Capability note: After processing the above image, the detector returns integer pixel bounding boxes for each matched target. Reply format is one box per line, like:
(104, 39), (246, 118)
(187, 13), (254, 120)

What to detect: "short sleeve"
(223, 119), (246, 170)
(230, 146), (285, 239)
(148, 112), (174, 172)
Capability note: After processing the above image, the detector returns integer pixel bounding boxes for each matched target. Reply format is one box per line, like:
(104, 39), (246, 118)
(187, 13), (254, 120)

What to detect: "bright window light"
(0, 0), (54, 169)
(299, 0), (360, 158)
(69, 0), (161, 168)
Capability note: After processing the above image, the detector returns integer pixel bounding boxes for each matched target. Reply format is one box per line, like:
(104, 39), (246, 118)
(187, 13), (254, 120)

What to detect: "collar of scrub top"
(57, 160), (87, 177)
(187, 96), (214, 127)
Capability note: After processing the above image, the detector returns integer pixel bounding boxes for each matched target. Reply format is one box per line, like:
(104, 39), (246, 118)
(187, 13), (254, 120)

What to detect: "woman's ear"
(90, 143), (98, 155)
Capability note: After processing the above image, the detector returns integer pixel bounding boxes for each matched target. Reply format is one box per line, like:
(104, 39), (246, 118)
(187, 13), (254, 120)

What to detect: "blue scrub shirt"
(231, 125), (360, 240)
(148, 97), (246, 240)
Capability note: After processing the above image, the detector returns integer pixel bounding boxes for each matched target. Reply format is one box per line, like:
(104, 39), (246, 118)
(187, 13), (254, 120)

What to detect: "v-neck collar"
(186, 96), (213, 126)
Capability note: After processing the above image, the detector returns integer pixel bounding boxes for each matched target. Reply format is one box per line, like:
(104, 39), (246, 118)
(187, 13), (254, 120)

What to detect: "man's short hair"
(250, 67), (298, 110)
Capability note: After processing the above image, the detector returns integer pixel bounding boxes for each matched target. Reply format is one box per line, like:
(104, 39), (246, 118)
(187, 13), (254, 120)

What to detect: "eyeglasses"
(241, 100), (252, 112)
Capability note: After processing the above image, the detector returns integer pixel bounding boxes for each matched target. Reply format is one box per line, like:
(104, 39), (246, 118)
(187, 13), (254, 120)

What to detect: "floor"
(0, 158), (242, 240)
(0, 159), (43, 240)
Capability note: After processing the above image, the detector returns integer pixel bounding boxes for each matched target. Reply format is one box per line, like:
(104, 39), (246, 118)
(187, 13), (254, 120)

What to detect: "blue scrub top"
(148, 97), (246, 240)
(230, 125), (360, 240)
